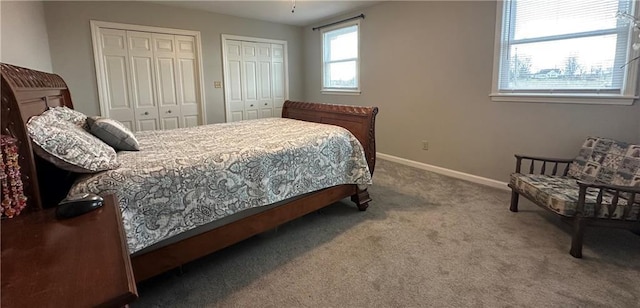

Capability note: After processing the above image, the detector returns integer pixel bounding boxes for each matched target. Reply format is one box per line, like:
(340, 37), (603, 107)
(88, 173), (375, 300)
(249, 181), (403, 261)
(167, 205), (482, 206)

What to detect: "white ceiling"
(148, 1), (382, 27)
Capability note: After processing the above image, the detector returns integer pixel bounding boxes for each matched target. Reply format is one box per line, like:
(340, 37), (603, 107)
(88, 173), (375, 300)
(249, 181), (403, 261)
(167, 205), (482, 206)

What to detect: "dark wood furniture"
(509, 154), (640, 258)
(1, 194), (138, 307)
(0, 63), (378, 282)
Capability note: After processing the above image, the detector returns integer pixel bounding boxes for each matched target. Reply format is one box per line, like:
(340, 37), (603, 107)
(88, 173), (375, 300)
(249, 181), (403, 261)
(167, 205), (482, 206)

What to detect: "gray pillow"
(88, 117), (140, 151)
(27, 110), (119, 173)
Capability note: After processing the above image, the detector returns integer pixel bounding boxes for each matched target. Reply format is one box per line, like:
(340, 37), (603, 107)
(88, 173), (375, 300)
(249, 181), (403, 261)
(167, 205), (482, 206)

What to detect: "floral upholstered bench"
(509, 136), (640, 258)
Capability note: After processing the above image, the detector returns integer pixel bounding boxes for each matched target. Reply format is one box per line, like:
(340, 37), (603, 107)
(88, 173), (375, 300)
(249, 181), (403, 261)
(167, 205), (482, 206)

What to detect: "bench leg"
(570, 217), (586, 258)
(509, 190), (520, 212)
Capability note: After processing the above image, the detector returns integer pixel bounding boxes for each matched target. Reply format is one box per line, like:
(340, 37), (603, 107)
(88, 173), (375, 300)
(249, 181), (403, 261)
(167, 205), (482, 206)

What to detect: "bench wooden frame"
(509, 154), (640, 258)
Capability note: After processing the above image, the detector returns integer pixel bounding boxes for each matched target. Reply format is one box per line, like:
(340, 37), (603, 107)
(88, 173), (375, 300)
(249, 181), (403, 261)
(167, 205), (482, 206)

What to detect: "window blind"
(498, 0), (634, 93)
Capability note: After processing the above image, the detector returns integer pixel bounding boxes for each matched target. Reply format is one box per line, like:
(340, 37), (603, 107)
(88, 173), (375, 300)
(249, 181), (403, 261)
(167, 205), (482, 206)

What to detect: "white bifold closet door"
(225, 39), (286, 122)
(96, 27), (201, 132)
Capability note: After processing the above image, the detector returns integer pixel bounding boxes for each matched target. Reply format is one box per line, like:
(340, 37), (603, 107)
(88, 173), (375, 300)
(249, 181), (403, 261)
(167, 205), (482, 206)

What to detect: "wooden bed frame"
(0, 63), (378, 282)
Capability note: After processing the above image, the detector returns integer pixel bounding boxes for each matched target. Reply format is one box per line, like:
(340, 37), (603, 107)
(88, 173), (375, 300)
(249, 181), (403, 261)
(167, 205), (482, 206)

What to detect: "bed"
(0, 63), (378, 282)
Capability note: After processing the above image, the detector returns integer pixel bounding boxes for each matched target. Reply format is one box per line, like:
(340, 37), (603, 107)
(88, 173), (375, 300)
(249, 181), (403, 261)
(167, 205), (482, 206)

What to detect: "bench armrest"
(575, 181), (640, 220)
(514, 154), (573, 175)
(576, 181), (640, 195)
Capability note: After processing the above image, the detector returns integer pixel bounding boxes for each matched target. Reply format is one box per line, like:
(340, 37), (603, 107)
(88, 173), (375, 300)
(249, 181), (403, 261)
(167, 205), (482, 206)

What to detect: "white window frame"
(321, 20), (361, 95)
(490, 1), (640, 105)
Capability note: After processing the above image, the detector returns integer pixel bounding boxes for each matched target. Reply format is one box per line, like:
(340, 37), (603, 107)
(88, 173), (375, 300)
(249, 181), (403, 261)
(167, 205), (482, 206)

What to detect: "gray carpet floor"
(133, 159), (640, 307)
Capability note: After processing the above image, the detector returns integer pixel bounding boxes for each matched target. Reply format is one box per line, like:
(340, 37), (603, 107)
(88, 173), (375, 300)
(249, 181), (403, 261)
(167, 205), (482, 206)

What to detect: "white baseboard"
(376, 153), (510, 191)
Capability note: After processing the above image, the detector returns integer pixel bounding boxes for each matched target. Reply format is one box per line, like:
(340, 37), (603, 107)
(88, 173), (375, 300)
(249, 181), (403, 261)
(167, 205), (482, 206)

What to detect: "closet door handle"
(264, 103), (267, 106)
(250, 104), (254, 107)
(167, 110), (172, 114)
(143, 111), (149, 116)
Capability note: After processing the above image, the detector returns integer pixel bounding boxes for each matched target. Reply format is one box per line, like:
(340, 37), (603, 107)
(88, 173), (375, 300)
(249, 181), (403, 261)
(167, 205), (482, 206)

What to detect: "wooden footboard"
(1, 62), (379, 283)
(283, 100), (378, 175)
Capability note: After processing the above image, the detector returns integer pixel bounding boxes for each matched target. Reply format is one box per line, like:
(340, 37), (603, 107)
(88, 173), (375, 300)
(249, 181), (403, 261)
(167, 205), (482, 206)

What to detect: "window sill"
(489, 93), (638, 105)
(322, 89), (361, 96)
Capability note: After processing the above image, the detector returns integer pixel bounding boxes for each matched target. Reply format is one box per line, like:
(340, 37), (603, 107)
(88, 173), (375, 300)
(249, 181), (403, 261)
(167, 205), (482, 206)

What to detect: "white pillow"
(48, 106), (89, 130)
(88, 117), (140, 151)
(27, 110), (119, 173)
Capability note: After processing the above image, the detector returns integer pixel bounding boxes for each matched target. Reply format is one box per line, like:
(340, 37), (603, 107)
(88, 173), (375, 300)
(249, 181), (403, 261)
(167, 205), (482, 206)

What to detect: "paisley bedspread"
(69, 118), (372, 253)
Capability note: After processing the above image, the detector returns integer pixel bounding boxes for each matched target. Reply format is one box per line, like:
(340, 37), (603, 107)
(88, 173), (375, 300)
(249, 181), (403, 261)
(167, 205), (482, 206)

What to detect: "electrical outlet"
(422, 140), (429, 150)
(214, 81), (222, 88)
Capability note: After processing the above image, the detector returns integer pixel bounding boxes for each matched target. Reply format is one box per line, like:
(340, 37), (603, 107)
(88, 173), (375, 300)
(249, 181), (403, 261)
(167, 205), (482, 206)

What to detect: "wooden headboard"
(1, 63), (75, 210)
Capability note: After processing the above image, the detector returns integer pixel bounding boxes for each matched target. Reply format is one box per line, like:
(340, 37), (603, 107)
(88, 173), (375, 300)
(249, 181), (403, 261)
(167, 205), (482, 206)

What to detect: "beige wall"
(1, 1), (52, 72)
(303, 1), (640, 183)
(43, 1), (304, 123)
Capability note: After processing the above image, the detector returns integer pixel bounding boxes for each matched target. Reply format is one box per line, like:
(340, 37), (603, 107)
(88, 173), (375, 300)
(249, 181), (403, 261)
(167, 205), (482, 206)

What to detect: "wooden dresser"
(1, 194), (137, 307)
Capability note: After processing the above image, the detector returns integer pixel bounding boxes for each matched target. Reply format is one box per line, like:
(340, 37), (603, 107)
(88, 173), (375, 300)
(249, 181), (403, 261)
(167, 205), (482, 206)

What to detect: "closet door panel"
(178, 59), (197, 104)
(154, 36), (175, 53)
(101, 29), (126, 52)
(184, 115), (199, 128)
(177, 36), (195, 53)
(273, 62), (285, 104)
(257, 43), (272, 118)
(127, 31), (158, 131)
(178, 58), (199, 121)
(257, 44), (271, 59)
(155, 58), (178, 106)
(260, 108), (273, 118)
(100, 29), (134, 124)
(272, 44), (285, 112)
(225, 40), (244, 122)
(176, 35), (199, 126)
(162, 117), (180, 130)
(119, 120), (135, 131)
(246, 109), (258, 120)
(138, 118), (159, 131)
(153, 33), (183, 129)
(230, 111), (243, 122)
(259, 61), (272, 101)
(228, 61), (242, 101)
(130, 57), (155, 107)
(244, 61), (258, 102)
(103, 57), (133, 122)
(242, 42), (259, 118)
(258, 60), (273, 119)
(104, 56), (130, 110)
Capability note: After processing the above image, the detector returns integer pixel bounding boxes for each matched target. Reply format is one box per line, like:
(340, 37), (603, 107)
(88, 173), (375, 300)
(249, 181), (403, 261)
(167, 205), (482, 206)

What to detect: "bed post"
(351, 189), (371, 211)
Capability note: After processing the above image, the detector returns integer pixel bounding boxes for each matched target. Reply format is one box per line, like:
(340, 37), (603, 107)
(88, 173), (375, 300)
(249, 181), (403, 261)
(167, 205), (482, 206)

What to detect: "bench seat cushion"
(510, 174), (640, 220)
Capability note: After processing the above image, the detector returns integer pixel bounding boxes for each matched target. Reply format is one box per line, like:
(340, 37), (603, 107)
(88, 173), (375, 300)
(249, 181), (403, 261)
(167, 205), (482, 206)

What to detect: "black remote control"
(56, 193), (104, 219)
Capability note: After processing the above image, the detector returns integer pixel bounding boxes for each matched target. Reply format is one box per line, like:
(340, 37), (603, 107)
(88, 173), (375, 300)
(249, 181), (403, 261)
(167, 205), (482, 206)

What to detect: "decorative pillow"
(88, 117), (140, 151)
(27, 110), (119, 173)
(48, 106), (89, 129)
(568, 136), (640, 186)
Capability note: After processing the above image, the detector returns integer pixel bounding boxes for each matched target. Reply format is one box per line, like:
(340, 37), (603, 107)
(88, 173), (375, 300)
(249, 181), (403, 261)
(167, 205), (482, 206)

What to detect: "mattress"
(69, 118), (372, 253)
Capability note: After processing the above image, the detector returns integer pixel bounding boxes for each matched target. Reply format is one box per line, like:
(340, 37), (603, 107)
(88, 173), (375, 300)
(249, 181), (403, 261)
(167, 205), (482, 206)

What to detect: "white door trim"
(90, 20), (207, 125)
(221, 34), (289, 122)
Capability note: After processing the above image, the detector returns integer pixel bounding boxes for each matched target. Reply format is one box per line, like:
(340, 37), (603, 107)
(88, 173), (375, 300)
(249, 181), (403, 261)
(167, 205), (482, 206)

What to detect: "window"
(322, 20), (360, 94)
(491, 0), (639, 104)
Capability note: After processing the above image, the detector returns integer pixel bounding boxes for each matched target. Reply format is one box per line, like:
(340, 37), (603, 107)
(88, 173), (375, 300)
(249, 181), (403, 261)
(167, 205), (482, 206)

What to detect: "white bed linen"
(70, 118), (372, 253)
